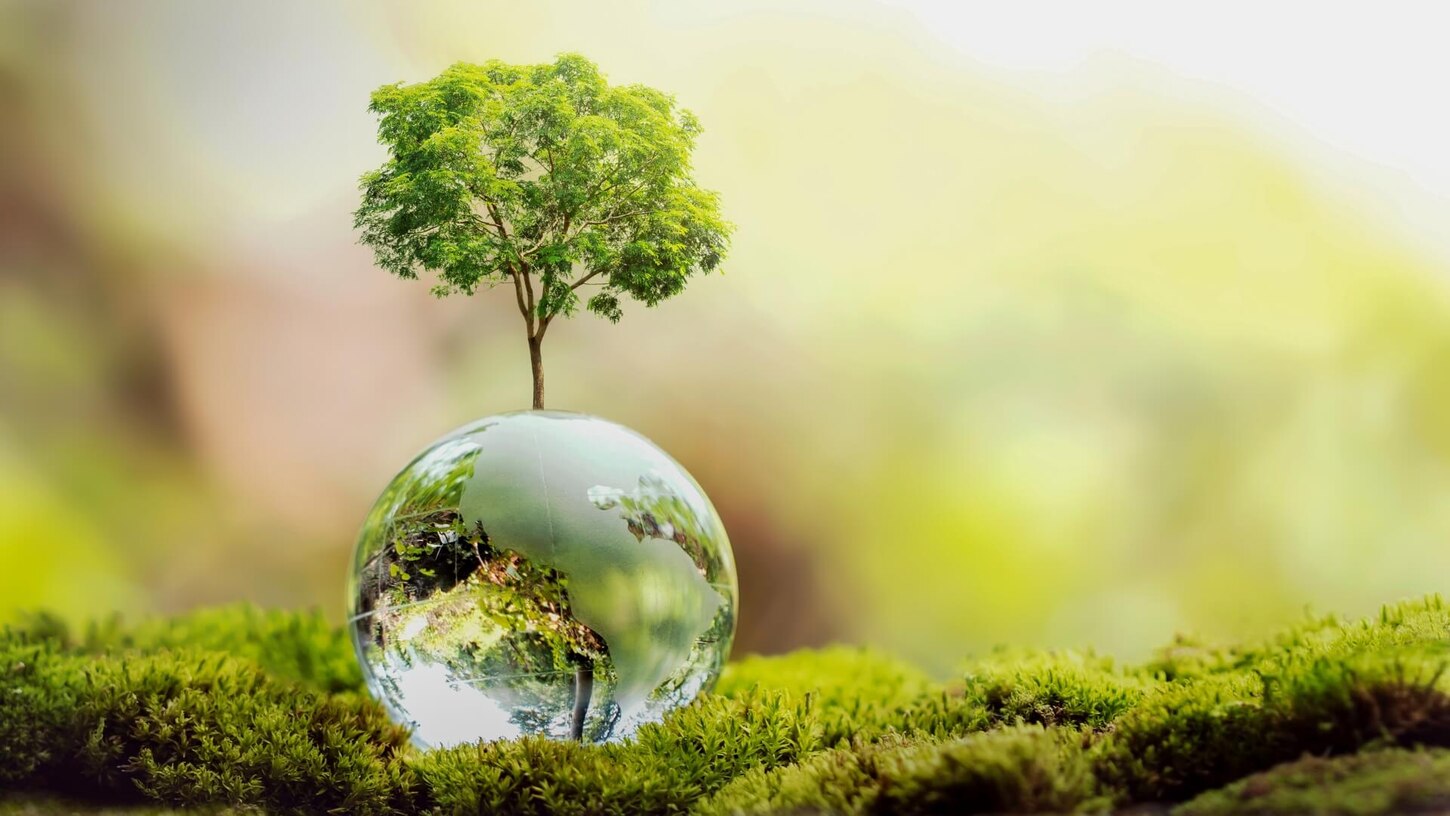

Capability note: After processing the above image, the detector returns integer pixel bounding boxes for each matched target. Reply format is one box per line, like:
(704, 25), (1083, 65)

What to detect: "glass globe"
(347, 410), (737, 748)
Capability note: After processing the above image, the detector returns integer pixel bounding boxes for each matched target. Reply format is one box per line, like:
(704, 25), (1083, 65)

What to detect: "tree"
(355, 53), (732, 409)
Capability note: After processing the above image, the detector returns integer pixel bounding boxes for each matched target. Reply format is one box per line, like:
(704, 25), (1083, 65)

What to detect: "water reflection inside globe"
(347, 411), (738, 748)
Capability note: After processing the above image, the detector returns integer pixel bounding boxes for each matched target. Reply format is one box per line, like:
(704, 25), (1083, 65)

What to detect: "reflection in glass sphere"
(347, 411), (738, 748)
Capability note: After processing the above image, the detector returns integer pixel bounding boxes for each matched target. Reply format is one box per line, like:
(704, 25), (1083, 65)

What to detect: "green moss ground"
(1, 596), (1447, 814)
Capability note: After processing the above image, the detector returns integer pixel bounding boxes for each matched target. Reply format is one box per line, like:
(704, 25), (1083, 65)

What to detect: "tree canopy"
(355, 53), (732, 407)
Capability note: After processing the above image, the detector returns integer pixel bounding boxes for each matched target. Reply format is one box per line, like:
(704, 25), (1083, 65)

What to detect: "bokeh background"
(3, 0), (1448, 673)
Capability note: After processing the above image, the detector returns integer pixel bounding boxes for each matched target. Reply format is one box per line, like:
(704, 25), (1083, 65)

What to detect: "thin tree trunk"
(526, 301), (583, 735)
(528, 334), (545, 410)
(570, 665), (594, 740)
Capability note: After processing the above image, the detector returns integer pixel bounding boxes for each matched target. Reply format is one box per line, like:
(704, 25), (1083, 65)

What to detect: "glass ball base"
(347, 411), (737, 748)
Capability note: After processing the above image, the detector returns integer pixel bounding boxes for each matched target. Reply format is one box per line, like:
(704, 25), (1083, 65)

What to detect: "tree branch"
(484, 202), (508, 237)
(511, 268), (534, 336)
(466, 207), (501, 235)
(520, 210), (568, 257)
(521, 266), (538, 336)
(579, 207), (658, 229)
(569, 269), (603, 291)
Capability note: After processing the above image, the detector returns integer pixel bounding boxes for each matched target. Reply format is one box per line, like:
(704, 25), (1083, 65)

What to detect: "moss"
(716, 647), (938, 744)
(961, 649), (1150, 731)
(0, 634), (415, 813)
(1139, 633), (1244, 682)
(0, 640), (76, 786)
(0, 595), (1446, 814)
(622, 688), (826, 794)
(10, 605), (361, 693)
(871, 727), (1107, 815)
(1174, 748), (1450, 815)
(694, 734), (915, 816)
(697, 727), (1107, 815)
(415, 689), (824, 814)
(412, 736), (663, 816)
(0, 792), (251, 814)
(1095, 606), (1450, 803)
(1091, 670), (1282, 802)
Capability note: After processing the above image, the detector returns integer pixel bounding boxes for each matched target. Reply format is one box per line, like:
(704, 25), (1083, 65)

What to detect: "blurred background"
(2, 0), (1448, 673)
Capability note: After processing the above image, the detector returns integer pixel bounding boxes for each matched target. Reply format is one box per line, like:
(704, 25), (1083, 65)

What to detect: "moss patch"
(1, 595), (1447, 814)
(1175, 748), (1450, 815)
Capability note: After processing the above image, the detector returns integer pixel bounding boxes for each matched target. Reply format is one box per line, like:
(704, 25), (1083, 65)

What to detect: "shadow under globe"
(347, 411), (738, 747)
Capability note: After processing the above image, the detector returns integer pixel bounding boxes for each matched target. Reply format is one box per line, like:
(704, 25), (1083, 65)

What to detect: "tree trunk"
(570, 665), (594, 740)
(528, 334), (545, 410)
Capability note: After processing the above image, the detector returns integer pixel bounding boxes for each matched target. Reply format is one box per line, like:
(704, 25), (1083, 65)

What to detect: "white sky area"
(883, 1), (1450, 258)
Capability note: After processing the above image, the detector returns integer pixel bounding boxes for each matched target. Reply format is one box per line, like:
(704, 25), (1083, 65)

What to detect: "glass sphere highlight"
(347, 411), (738, 748)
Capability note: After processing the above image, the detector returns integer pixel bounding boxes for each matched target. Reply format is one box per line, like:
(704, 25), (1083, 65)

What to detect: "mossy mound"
(1175, 748), (1450, 815)
(1, 596), (1447, 814)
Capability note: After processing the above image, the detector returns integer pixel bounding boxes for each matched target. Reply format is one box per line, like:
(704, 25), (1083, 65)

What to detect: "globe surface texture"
(348, 411), (738, 747)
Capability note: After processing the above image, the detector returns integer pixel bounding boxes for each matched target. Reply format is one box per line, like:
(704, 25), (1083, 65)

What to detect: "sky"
(886, 1), (1450, 260)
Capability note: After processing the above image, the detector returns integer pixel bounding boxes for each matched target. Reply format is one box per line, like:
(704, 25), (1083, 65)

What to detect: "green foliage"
(415, 690), (821, 814)
(119, 606), (363, 694)
(354, 52), (731, 351)
(1139, 633), (1246, 682)
(76, 656), (414, 812)
(961, 649), (1148, 731)
(1096, 597), (1450, 802)
(625, 689), (825, 794)
(869, 728), (1104, 815)
(0, 634), (414, 814)
(0, 639), (74, 786)
(9, 605), (362, 694)
(1174, 748), (1450, 816)
(698, 728), (1106, 815)
(0, 793), (250, 815)
(2, 595), (1448, 814)
(413, 737), (657, 816)
(716, 647), (938, 743)
(694, 734), (909, 816)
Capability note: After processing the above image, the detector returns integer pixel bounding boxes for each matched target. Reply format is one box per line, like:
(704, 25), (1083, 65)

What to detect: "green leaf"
(354, 53), (733, 333)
